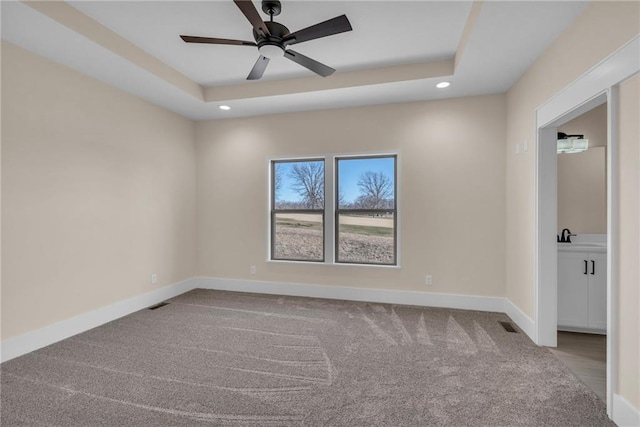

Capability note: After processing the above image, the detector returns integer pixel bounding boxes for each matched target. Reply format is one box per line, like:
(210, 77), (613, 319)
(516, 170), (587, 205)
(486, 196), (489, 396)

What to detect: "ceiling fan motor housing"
(262, 0), (282, 17)
(254, 21), (289, 57)
(180, 0), (352, 79)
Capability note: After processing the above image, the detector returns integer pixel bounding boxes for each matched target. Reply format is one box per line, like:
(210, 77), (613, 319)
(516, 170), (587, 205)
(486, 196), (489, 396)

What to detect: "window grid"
(335, 155), (397, 266)
(270, 154), (397, 266)
(270, 159), (325, 262)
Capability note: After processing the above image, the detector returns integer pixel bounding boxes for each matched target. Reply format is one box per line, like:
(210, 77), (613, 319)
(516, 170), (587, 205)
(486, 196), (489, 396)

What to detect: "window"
(271, 159), (325, 262)
(336, 155), (397, 265)
(270, 154), (397, 266)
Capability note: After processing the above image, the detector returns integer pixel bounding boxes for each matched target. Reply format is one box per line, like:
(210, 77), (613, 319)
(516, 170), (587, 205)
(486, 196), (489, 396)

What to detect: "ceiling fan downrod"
(262, 0), (281, 22)
(179, 0), (352, 80)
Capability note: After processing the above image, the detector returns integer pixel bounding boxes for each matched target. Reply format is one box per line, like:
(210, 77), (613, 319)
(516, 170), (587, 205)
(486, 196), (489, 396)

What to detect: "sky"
(274, 157), (395, 205)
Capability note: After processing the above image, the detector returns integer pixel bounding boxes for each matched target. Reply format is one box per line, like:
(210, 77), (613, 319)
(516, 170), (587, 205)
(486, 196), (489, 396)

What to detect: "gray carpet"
(1, 289), (613, 426)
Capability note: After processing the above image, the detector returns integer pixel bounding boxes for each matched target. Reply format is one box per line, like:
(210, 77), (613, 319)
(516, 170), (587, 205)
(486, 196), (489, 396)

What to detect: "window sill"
(266, 259), (401, 269)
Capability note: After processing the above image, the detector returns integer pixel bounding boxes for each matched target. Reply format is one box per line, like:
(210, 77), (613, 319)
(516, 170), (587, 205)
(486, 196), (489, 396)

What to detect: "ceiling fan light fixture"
(436, 81), (451, 89)
(180, 1), (352, 80)
(258, 44), (285, 58)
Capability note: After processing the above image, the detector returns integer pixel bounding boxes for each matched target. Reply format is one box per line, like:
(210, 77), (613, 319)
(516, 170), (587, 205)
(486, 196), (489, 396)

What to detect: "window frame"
(270, 158), (326, 263)
(268, 152), (399, 267)
(334, 154), (398, 266)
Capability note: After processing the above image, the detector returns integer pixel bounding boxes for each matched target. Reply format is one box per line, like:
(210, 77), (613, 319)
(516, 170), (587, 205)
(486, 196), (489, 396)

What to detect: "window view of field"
(337, 213), (394, 264)
(336, 156), (396, 264)
(272, 160), (325, 262)
(272, 156), (396, 264)
(273, 213), (324, 261)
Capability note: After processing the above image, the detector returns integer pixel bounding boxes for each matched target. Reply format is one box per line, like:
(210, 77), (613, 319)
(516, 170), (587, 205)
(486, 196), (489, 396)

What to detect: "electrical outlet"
(250, 265), (256, 275)
(424, 275), (432, 286)
(151, 273), (158, 284)
(523, 138), (529, 152)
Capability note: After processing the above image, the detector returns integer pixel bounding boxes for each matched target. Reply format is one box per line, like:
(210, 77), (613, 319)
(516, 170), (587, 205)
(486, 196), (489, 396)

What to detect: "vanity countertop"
(558, 242), (607, 253)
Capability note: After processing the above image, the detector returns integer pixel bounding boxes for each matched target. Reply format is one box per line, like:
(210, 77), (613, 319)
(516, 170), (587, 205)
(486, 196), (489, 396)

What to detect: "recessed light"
(219, 105), (231, 110)
(436, 81), (450, 89)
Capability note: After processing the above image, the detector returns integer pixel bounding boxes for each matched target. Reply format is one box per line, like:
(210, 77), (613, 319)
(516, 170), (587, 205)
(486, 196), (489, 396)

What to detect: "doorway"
(535, 36), (639, 417)
(551, 103), (608, 400)
(537, 90), (612, 407)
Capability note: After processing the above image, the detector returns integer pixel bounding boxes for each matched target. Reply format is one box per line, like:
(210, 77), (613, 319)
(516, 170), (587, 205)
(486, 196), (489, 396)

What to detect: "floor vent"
(499, 321), (518, 333)
(148, 302), (169, 311)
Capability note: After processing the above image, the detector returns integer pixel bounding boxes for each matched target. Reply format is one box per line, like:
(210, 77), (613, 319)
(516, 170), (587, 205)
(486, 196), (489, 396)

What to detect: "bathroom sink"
(558, 242), (607, 252)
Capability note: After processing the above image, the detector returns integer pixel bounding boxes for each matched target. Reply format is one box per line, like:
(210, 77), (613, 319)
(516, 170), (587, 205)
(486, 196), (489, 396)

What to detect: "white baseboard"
(2, 275), (634, 423)
(557, 325), (606, 335)
(1, 277), (539, 364)
(1, 278), (194, 363)
(614, 394), (640, 427)
(503, 298), (536, 341)
(192, 277), (505, 313)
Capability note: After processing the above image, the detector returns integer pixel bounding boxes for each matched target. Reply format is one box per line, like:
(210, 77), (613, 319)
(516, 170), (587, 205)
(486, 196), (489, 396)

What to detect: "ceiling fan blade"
(180, 35), (257, 46)
(284, 49), (335, 77)
(283, 15), (352, 45)
(247, 55), (270, 80)
(233, 0), (271, 37)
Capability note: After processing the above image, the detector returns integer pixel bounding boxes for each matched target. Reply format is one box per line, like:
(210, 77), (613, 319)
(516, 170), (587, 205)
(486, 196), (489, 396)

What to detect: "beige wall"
(1, 42), (197, 339)
(559, 103), (608, 148)
(196, 95), (506, 297)
(557, 104), (608, 234)
(505, 0), (639, 409)
(557, 147), (607, 234)
(1, 0), (637, 411)
(617, 74), (639, 409)
(0, 41), (3, 340)
(506, 1), (639, 319)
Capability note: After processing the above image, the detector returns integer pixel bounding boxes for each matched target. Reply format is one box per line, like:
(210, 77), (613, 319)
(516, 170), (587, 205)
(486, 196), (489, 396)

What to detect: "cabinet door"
(587, 253), (607, 331)
(558, 252), (589, 328)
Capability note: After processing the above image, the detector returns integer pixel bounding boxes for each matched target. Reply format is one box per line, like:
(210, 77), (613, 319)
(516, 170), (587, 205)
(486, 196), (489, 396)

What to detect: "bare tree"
(357, 171), (393, 209)
(289, 162), (324, 209)
(337, 186), (347, 209)
(274, 171), (283, 202)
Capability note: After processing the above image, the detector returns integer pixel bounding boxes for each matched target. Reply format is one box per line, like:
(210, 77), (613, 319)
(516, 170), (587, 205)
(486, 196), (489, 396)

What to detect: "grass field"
(275, 217), (323, 231)
(339, 223), (393, 237)
(274, 215), (394, 263)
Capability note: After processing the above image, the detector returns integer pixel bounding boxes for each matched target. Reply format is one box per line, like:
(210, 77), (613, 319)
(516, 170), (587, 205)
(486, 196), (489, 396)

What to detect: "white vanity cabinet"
(557, 246), (607, 333)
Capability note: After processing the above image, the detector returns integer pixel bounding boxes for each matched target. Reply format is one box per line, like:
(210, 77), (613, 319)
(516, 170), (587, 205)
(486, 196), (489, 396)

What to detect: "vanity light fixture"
(557, 132), (589, 154)
(219, 105), (231, 111)
(436, 81), (450, 88)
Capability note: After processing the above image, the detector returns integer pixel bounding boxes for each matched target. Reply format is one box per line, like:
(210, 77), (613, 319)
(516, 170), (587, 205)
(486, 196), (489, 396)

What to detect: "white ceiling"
(69, 1), (472, 86)
(1, 1), (589, 120)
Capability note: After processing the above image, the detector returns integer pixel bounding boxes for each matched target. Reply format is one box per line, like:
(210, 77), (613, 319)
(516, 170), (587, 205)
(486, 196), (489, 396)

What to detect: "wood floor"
(549, 331), (607, 401)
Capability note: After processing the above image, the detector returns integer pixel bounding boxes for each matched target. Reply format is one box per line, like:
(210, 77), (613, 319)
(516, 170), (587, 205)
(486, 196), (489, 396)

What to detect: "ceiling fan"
(180, 0), (352, 80)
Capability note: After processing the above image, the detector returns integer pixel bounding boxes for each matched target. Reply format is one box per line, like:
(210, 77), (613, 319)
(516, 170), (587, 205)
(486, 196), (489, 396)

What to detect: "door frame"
(535, 35), (639, 416)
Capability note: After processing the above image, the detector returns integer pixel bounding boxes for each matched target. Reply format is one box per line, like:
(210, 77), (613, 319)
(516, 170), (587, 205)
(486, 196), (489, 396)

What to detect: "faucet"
(559, 228), (577, 243)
